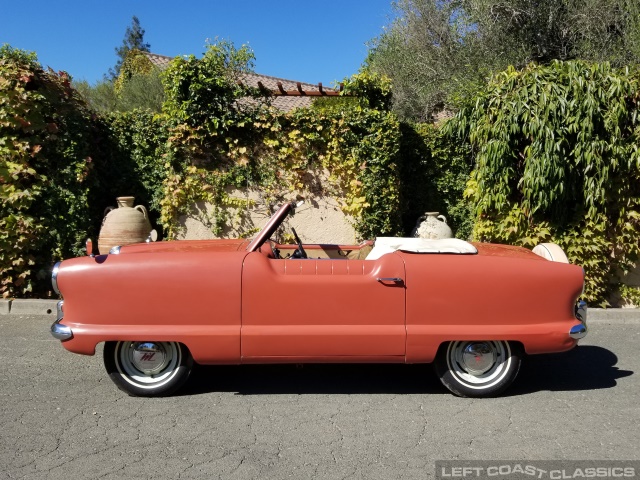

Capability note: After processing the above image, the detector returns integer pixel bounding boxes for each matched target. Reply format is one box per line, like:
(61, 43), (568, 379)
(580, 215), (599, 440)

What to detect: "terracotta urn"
(98, 196), (152, 254)
(411, 212), (453, 239)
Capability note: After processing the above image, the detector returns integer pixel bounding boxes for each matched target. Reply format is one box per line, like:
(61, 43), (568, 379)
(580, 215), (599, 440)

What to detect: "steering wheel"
(290, 227), (308, 259)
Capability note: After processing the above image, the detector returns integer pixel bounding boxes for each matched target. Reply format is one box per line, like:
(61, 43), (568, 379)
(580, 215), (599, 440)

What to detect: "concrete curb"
(0, 299), (58, 316)
(0, 300), (10, 315)
(588, 308), (640, 323)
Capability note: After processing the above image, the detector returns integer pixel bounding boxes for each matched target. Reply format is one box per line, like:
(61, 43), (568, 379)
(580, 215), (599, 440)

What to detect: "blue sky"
(1, 1), (395, 86)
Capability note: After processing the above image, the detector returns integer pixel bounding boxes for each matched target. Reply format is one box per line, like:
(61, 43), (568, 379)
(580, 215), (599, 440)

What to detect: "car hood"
(113, 239), (251, 254)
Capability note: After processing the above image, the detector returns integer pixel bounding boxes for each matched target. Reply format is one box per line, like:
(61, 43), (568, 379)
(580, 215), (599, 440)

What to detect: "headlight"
(52, 262), (61, 295)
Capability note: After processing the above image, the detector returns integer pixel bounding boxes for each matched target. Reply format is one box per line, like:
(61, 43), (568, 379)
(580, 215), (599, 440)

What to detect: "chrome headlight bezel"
(51, 261), (61, 295)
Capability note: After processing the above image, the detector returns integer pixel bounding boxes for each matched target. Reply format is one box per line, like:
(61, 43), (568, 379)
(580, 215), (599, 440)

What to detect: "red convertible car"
(50, 202), (587, 398)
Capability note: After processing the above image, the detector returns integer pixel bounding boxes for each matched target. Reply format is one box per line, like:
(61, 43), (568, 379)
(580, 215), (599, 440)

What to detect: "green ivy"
(398, 122), (474, 238)
(157, 52), (404, 240)
(448, 60), (640, 304)
(0, 45), (97, 297)
(3, 41), (562, 301)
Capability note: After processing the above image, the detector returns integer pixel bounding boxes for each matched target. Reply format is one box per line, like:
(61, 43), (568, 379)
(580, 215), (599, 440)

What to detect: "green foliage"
(78, 23), (161, 114)
(114, 49), (154, 92)
(97, 111), (170, 229)
(157, 44), (404, 239)
(76, 50), (164, 114)
(0, 46), (97, 297)
(368, 0), (640, 122)
(619, 285), (640, 307)
(0, 45), (172, 297)
(110, 15), (150, 80)
(448, 60), (640, 304)
(368, 0), (506, 121)
(75, 71), (164, 114)
(74, 78), (118, 113)
(162, 41), (259, 130)
(116, 72), (164, 112)
(157, 41), (266, 237)
(473, 0), (640, 66)
(341, 69), (393, 111)
(399, 122), (474, 238)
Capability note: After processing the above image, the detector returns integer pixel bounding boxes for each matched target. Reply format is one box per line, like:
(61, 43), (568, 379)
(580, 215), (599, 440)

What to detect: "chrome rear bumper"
(570, 300), (588, 340)
(50, 300), (73, 341)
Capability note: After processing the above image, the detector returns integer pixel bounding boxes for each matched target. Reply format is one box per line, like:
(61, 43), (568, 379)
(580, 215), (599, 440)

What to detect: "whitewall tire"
(434, 340), (522, 397)
(104, 341), (193, 397)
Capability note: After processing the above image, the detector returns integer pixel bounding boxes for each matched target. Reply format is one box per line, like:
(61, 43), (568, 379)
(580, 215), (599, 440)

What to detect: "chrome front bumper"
(570, 300), (588, 340)
(50, 300), (73, 341)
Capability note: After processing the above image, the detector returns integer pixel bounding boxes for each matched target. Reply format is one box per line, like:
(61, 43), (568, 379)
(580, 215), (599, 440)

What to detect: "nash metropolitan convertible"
(50, 202), (587, 398)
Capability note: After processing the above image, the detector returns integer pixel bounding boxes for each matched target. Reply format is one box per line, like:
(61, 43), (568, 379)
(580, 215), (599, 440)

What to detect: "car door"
(241, 251), (406, 360)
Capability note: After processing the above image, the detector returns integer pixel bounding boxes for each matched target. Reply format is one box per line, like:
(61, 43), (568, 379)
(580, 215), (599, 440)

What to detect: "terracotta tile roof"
(143, 52), (340, 112)
(145, 52), (174, 69)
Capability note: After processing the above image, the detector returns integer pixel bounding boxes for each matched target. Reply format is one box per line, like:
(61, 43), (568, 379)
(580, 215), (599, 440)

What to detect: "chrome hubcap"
(130, 342), (169, 375)
(460, 342), (497, 375)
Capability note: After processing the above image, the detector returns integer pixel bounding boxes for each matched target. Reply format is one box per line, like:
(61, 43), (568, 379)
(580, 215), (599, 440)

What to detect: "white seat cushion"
(365, 237), (477, 260)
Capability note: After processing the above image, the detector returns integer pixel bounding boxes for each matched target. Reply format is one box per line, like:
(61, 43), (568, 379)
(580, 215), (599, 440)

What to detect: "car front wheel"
(104, 341), (193, 397)
(434, 340), (522, 397)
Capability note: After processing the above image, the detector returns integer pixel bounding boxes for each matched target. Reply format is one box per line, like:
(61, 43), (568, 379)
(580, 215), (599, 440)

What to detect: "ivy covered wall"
(1, 43), (439, 298)
(448, 61), (640, 305)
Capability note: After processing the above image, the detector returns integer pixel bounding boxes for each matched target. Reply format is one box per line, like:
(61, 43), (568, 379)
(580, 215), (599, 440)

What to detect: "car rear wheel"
(434, 340), (522, 397)
(103, 341), (193, 397)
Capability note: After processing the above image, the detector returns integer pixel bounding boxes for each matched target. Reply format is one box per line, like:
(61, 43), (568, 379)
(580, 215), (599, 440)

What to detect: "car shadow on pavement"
(507, 345), (633, 396)
(181, 363), (446, 396)
(180, 345), (631, 397)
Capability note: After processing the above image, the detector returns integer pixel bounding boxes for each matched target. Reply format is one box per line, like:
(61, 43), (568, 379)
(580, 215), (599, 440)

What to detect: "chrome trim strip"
(50, 321), (73, 341)
(569, 323), (587, 340)
(56, 300), (64, 321)
(51, 262), (61, 295)
(109, 246), (122, 255)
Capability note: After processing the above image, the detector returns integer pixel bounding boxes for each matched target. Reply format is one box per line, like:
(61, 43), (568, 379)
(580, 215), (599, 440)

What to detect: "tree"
(368, 0), (640, 122)
(109, 16), (151, 80)
(76, 16), (162, 113)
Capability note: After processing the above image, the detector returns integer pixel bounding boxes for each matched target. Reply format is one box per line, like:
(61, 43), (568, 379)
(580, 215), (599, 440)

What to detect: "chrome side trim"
(569, 323), (587, 340)
(109, 246), (122, 255)
(56, 300), (64, 320)
(50, 321), (73, 341)
(51, 262), (61, 295)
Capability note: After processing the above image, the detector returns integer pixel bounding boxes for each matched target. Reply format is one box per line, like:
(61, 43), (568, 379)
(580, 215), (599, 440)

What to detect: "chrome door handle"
(377, 277), (404, 284)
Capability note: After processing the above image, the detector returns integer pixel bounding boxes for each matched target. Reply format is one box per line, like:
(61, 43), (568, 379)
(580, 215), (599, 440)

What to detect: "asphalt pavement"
(0, 312), (638, 480)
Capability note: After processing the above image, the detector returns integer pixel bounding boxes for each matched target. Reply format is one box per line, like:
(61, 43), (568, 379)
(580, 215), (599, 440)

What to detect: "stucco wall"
(178, 189), (357, 245)
(612, 263), (640, 308)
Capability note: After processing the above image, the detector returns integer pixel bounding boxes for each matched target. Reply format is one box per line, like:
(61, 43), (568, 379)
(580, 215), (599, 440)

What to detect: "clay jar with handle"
(411, 212), (453, 239)
(98, 196), (152, 254)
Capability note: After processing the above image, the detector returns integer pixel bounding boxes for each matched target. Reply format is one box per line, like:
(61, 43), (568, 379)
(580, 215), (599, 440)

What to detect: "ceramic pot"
(411, 212), (453, 239)
(98, 196), (152, 254)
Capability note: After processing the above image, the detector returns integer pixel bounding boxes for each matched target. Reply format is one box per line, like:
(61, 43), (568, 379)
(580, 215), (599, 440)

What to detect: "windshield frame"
(245, 202), (295, 252)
